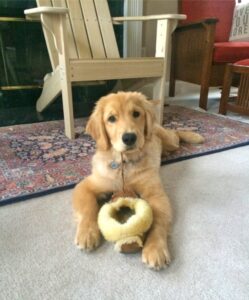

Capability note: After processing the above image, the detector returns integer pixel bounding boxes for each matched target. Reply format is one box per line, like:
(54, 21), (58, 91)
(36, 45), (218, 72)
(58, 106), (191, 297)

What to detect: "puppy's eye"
(133, 111), (140, 118)
(107, 115), (116, 123)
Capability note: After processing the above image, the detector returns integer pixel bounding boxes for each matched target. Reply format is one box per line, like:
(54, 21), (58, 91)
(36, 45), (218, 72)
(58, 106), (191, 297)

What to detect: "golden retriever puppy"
(73, 91), (204, 270)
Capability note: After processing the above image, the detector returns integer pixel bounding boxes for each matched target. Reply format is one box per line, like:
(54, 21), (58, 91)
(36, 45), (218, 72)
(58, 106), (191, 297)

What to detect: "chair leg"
(199, 87), (209, 110)
(199, 36), (214, 111)
(219, 64), (233, 115)
(56, 14), (75, 139)
(169, 49), (176, 98)
(169, 76), (175, 97)
(169, 34), (176, 98)
(61, 80), (75, 139)
(38, 67), (75, 139)
(153, 78), (165, 124)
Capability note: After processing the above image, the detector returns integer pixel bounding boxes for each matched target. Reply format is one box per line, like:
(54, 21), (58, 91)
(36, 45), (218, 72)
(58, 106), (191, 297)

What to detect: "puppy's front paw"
(142, 242), (171, 270)
(75, 223), (101, 251)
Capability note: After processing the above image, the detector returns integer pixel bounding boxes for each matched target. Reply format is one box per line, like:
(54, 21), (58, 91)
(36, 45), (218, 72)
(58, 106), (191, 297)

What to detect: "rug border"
(1, 141), (249, 207)
(0, 183), (77, 207)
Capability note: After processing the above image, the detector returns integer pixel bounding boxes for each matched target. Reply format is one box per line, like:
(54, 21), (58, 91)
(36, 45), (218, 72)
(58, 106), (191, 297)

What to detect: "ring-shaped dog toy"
(98, 197), (153, 253)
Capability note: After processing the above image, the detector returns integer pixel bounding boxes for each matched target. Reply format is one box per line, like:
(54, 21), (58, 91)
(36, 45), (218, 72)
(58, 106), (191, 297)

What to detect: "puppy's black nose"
(122, 133), (137, 146)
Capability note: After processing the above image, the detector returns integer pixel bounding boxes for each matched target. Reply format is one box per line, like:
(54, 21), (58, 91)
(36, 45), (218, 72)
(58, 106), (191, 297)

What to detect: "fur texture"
(73, 92), (204, 270)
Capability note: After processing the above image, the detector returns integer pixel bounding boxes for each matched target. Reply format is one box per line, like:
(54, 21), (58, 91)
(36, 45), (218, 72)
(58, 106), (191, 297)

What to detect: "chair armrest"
(24, 7), (68, 20)
(112, 14), (186, 24)
(176, 18), (218, 31)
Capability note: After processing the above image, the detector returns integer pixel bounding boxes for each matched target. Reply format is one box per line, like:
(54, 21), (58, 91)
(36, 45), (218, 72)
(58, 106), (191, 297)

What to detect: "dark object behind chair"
(169, 0), (249, 110)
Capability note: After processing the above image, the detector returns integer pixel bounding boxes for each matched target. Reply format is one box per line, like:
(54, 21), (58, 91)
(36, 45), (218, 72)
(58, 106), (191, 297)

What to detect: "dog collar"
(109, 156), (143, 169)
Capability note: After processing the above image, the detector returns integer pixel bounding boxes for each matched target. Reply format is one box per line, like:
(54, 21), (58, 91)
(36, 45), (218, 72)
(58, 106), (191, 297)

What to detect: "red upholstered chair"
(169, 0), (249, 110)
(219, 59), (249, 116)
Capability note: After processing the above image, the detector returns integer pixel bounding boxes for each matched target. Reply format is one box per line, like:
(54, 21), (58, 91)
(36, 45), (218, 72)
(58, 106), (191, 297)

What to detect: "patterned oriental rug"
(1, 105), (249, 206)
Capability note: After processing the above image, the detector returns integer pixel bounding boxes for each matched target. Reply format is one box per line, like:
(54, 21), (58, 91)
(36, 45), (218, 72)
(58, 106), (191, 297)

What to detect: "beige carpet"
(1, 145), (249, 300)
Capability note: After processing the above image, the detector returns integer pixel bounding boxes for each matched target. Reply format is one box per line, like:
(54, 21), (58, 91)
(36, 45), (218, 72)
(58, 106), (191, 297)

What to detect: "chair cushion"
(234, 59), (249, 67)
(213, 42), (249, 63)
(180, 0), (235, 42)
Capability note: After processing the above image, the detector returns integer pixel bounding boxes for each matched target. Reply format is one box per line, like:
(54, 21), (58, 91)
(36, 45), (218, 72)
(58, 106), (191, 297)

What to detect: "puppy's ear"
(144, 99), (157, 139)
(86, 102), (110, 151)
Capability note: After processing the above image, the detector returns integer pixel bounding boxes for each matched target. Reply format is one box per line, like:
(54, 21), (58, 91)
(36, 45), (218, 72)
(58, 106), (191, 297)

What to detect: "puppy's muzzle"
(122, 133), (137, 147)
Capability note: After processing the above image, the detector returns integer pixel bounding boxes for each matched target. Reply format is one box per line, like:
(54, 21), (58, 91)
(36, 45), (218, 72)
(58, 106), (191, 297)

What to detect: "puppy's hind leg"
(154, 124), (180, 154)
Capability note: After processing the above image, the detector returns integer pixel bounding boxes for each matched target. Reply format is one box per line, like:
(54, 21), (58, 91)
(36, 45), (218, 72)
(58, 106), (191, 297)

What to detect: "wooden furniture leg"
(219, 60), (249, 116)
(219, 64), (233, 115)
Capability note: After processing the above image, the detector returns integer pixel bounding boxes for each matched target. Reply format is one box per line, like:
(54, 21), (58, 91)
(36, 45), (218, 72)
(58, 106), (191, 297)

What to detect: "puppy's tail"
(177, 130), (204, 144)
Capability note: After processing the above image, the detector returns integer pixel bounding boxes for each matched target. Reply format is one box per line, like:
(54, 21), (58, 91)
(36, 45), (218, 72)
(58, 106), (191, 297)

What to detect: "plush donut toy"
(98, 196), (153, 253)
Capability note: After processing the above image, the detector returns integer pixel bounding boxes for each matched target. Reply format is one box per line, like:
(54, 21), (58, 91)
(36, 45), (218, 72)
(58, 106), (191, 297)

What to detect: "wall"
(142, 0), (178, 56)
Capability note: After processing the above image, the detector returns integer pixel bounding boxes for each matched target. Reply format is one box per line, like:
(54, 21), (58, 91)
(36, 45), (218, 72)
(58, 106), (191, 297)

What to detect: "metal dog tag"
(109, 161), (120, 169)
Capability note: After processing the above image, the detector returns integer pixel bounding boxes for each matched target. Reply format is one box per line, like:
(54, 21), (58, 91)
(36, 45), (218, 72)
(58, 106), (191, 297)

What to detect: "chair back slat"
(37, 0), (119, 64)
(79, 0), (106, 58)
(66, 0), (92, 58)
(94, 0), (120, 58)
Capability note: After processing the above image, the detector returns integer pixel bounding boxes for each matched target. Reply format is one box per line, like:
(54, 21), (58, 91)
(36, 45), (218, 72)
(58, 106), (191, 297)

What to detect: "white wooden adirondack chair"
(25, 0), (185, 139)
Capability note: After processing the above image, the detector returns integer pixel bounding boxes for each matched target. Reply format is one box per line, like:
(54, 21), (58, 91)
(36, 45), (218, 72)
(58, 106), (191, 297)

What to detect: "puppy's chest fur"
(92, 135), (162, 190)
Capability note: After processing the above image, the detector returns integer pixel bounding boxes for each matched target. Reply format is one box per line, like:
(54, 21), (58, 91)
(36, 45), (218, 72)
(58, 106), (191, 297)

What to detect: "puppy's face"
(86, 92), (156, 152)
